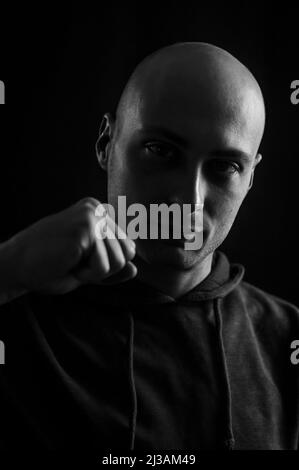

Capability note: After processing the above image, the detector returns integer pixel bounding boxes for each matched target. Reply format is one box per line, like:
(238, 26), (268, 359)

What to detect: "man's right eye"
(144, 142), (175, 159)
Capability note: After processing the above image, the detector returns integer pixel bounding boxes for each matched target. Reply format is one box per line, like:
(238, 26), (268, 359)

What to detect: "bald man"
(0, 42), (298, 451)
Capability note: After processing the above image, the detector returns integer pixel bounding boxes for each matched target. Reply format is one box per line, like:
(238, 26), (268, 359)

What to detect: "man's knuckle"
(76, 210), (95, 235)
(80, 197), (99, 208)
(114, 255), (126, 271)
(100, 260), (110, 276)
(125, 245), (136, 260)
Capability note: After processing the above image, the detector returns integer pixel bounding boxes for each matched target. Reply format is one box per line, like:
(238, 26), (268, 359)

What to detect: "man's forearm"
(0, 239), (27, 306)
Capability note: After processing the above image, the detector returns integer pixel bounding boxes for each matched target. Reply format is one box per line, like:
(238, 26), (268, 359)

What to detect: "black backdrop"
(0, 4), (298, 304)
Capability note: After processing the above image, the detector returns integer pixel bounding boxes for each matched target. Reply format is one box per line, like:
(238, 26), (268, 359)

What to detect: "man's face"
(105, 77), (262, 270)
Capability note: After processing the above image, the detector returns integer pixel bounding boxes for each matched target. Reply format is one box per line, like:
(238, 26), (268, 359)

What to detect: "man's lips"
(159, 237), (191, 247)
(156, 224), (202, 247)
(151, 221), (201, 238)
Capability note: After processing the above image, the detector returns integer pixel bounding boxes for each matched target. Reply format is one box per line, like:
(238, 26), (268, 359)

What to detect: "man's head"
(96, 42), (265, 270)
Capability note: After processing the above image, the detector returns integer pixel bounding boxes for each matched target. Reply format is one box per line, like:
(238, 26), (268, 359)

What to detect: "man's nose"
(168, 168), (206, 210)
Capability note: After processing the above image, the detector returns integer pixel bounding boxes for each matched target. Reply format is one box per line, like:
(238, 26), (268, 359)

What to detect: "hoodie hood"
(103, 250), (245, 307)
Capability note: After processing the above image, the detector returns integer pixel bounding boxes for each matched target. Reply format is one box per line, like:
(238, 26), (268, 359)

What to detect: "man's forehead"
(122, 80), (263, 158)
(147, 71), (258, 116)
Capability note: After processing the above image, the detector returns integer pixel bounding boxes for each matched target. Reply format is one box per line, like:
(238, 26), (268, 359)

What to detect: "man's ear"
(247, 153), (262, 191)
(95, 113), (115, 171)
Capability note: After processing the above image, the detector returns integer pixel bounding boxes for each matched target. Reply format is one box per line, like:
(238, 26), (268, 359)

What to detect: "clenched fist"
(0, 197), (137, 301)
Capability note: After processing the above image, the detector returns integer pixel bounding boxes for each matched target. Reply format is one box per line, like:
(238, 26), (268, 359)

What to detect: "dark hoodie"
(0, 251), (298, 450)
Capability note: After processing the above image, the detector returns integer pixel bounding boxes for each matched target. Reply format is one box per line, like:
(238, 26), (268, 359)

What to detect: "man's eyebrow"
(210, 149), (253, 161)
(140, 126), (188, 146)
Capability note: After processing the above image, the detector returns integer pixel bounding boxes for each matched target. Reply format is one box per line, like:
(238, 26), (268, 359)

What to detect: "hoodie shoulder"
(233, 280), (299, 329)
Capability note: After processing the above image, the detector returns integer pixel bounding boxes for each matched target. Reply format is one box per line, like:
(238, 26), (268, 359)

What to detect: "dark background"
(0, 4), (298, 303)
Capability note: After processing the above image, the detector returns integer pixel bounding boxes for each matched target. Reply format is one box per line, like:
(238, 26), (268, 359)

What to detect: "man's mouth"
(159, 237), (192, 248)
(157, 226), (198, 247)
(155, 222), (197, 239)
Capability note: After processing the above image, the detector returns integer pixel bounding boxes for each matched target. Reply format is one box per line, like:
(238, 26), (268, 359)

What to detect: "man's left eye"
(144, 142), (175, 159)
(210, 160), (240, 174)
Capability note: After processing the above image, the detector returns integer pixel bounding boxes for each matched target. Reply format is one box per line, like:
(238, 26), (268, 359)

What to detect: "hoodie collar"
(99, 250), (244, 307)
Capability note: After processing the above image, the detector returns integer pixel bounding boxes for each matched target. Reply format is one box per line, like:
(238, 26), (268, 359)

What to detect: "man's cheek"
(212, 203), (238, 231)
(206, 195), (233, 220)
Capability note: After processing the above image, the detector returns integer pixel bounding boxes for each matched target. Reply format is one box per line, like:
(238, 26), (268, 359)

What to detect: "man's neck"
(134, 253), (213, 299)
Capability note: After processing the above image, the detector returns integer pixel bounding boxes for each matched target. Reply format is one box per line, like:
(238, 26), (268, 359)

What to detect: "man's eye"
(209, 160), (240, 175)
(144, 142), (175, 159)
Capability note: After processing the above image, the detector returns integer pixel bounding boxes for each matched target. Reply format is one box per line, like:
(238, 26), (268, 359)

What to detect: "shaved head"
(115, 42), (265, 148)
